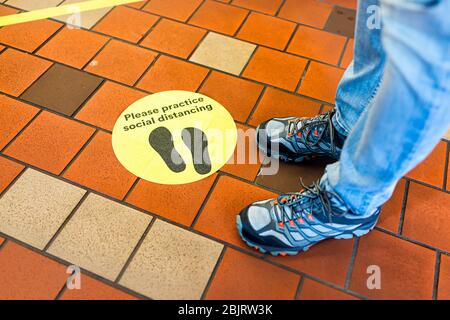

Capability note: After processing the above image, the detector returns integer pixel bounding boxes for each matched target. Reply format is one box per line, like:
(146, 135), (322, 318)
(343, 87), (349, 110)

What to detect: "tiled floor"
(0, 0), (448, 300)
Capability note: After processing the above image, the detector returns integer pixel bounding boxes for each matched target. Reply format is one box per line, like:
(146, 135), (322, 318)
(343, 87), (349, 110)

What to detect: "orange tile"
(402, 182), (450, 252)
(37, 27), (108, 69)
(206, 248), (299, 300)
(288, 26), (347, 65)
(377, 179), (405, 233)
(85, 40), (157, 86)
(0, 242), (67, 299)
(61, 274), (138, 300)
(199, 71), (263, 122)
(137, 55), (208, 92)
(76, 81), (146, 131)
(232, 0), (283, 15)
(438, 254), (450, 300)
(125, 1), (147, 9)
(278, 0), (333, 29)
(126, 174), (217, 226)
(298, 62), (344, 104)
(63, 131), (137, 199)
(0, 236), (4, 246)
(248, 88), (321, 126)
(0, 95), (39, 150)
(189, 1), (248, 36)
(340, 38), (354, 68)
(243, 47), (308, 91)
(93, 6), (159, 43)
(237, 12), (296, 50)
(0, 49), (52, 96)
(143, 0), (202, 22)
(4, 111), (95, 175)
(0, 156), (24, 193)
(298, 279), (358, 300)
(0, 4), (18, 16)
(350, 230), (435, 299)
(195, 175), (277, 249)
(406, 141), (447, 188)
(0, 19), (62, 52)
(141, 19), (206, 59)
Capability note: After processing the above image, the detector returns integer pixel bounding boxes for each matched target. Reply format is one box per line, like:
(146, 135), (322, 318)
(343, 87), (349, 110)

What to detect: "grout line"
(0, 238), (8, 252)
(0, 164), (26, 200)
(345, 237), (359, 289)
(54, 282), (67, 300)
(185, 0), (206, 24)
(32, 23), (65, 55)
(244, 86), (266, 125)
(232, 9), (251, 38)
(122, 177), (140, 202)
(190, 173), (222, 228)
(200, 246), (227, 300)
(89, 5), (115, 30)
(238, 44), (258, 78)
(336, 37), (350, 68)
(81, 37), (112, 70)
(196, 69), (212, 92)
(186, 29), (209, 61)
(59, 130), (98, 176)
(275, 0), (287, 16)
(432, 251), (441, 300)
(71, 79), (106, 118)
(137, 16), (162, 46)
(397, 179), (410, 235)
(132, 52), (160, 87)
(443, 140), (449, 190)
(294, 276), (304, 300)
(283, 22), (299, 52)
(295, 60), (311, 93)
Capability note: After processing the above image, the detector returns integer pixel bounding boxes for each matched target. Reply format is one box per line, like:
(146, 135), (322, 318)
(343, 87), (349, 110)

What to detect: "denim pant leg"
(323, 0), (450, 215)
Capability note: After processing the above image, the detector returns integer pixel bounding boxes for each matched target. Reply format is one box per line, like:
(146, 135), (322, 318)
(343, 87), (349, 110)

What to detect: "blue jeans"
(322, 0), (450, 215)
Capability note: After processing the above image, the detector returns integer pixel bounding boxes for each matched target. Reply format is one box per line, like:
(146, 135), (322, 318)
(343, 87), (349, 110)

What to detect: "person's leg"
(322, 0), (450, 215)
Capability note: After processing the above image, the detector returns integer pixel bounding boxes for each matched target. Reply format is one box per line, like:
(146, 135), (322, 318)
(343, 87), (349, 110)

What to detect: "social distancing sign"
(112, 91), (237, 185)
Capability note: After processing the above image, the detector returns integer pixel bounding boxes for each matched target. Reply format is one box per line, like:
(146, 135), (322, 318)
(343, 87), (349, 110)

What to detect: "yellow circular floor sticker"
(112, 90), (237, 185)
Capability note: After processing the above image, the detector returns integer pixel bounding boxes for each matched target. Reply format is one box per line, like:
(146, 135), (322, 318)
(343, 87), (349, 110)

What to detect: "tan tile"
(48, 193), (151, 281)
(55, 0), (112, 29)
(119, 219), (223, 299)
(6, 0), (61, 10)
(0, 169), (85, 249)
(189, 32), (256, 75)
(444, 129), (450, 141)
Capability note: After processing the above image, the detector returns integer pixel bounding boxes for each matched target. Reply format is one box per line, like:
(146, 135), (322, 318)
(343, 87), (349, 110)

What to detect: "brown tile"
(249, 88), (321, 126)
(143, 0), (202, 22)
(402, 182), (450, 252)
(298, 279), (358, 300)
(340, 38), (354, 68)
(350, 230), (435, 299)
(4, 111), (95, 174)
(278, 0), (333, 29)
(199, 71), (263, 122)
(298, 62), (344, 104)
(0, 49), (52, 96)
(0, 95), (39, 150)
(37, 27), (108, 69)
(93, 6), (159, 43)
(206, 248), (299, 300)
(0, 156), (24, 193)
(288, 26), (347, 65)
(195, 175), (278, 249)
(377, 179), (405, 233)
(237, 12), (296, 50)
(438, 254), (450, 300)
(243, 47), (308, 91)
(85, 40), (157, 86)
(63, 131), (137, 200)
(126, 174), (217, 226)
(406, 141), (447, 188)
(324, 6), (356, 38)
(137, 55), (208, 92)
(326, 0), (357, 9)
(141, 19), (207, 59)
(190, 0), (248, 36)
(75, 81), (146, 131)
(0, 242), (67, 299)
(21, 64), (103, 116)
(0, 19), (62, 52)
(232, 0), (283, 15)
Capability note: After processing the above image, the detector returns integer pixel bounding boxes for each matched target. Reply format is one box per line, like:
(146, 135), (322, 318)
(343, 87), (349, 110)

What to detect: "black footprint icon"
(149, 127), (186, 173)
(182, 127), (212, 175)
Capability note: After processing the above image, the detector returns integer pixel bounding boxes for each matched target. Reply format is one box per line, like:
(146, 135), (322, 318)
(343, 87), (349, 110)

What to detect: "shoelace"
(273, 179), (348, 227)
(287, 111), (338, 158)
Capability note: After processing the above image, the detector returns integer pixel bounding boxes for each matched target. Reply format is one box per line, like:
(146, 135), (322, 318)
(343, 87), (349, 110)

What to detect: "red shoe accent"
(298, 218), (305, 224)
(289, 220), (295, 227)
(279, 252), (287, 257)
(278, 222), (285, 228)
(297, 132), (302, 138)
(308, 214), (314, 221)
(314, 129), (319, 136)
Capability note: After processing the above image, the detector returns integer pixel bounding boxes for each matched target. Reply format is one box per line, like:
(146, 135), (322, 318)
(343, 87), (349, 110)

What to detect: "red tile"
(4, 111), (95, 175)
(377, 179), (406, 233)
(350, 230), (435, 299)
(298, 62), (344, 104)
(93, 6), (159, 43)
(0, 95), (39, 150)
(438, 254), (450, 300)
(126, 174), (217, 226)
(195, 175), (277, 249)
(75, 81), (147, 131)
(298, 279), (358, 300)
(406, 141), (447, 188)
(340, 39), (354, 68)
(402, 182), (450, 252)
(63, 131), (138, 200)
(288, 26), (347, 65)
(199, 71), (263, 122)
(232, 0), (283, 15)
(189, 1), (248, 36)
(0, 49), (52, 96)
(85, 40), (157, 86)
(278, 0), (333, 29)
(237, 12), (296, 50)
(141, 19), (206, 58)
(206, 248), (299, 300)
(243, 47), (308, 91)
(0, 156), (24, 193)
(136, 55), (208, 92)
(143, 0), (202, 22)
(0, 242), (67, 299)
